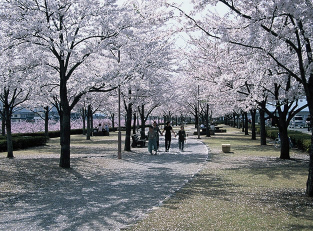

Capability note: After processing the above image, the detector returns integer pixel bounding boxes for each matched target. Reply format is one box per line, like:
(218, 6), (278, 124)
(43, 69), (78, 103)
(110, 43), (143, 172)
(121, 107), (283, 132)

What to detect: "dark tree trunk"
(276, 104), (290, 160)
(242, 113), (245, 132)
(111, 113), (115, 131)
(259, 108), (267, 145)
(82, 107), (86, 135)
(140, 105), (145, 140)
(195, 108), (198, 129)
(132, 113), (136, 134)
(206, 104), (210, 137)
(244, 112), (249, 135)
(124, 102), (132, 151)
(278, 125), (290, 159)
(86, 104), (91, 140)
(91, 110), (93, 135)
(59, 107), (71, 168)
(236, 114), (239, 128)
(251, 109), (256, 140)
(44, 106), (49, 138)
(5, 107), (13, 158)
(59, 62), (71, 168)
(307, 130), (313, 196)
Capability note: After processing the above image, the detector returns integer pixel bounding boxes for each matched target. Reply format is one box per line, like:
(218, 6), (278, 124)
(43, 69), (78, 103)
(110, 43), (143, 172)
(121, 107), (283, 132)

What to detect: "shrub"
(0, 129), (83, 152)
(261, 127), (311, 153)
(265, 128), (279, 140)
(288, 131), (311, 153)
(0, 136), (48, 152)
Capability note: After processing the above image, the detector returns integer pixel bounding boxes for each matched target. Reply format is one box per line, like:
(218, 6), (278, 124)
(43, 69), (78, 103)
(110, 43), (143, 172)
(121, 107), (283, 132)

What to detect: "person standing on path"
(162, 121), (176, 152)
(148, 125), (158, 155)
(178, 125), (186, 151)
(153, 121), (162, 151)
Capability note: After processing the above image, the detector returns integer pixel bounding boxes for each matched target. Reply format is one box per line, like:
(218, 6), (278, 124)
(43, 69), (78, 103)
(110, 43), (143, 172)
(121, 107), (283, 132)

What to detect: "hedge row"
(257, 127), (312, 153)
(12, 129), (83, 138)
(0, 136), (48, 152)
(0, 129), (84, 152)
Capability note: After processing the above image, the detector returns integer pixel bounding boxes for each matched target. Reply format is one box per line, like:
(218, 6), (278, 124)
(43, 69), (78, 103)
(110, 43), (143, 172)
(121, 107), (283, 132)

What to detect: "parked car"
(290, 115), (305, 128)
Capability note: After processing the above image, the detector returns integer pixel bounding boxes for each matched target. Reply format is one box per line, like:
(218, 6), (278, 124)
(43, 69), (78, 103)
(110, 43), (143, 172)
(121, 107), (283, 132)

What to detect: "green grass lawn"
(127, 125), (313, 231)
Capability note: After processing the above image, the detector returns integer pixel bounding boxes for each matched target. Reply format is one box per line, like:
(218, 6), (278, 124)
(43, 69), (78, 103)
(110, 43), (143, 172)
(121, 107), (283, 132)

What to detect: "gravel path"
(0, 133), (208, 231)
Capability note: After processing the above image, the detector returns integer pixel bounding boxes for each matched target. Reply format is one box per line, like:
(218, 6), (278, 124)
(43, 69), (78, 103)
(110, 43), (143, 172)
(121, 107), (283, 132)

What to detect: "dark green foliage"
(256, 126), (311, 153)
(265, 128), (280, 140)
(288, 132), (311, 152)
(0, 129), (83, 152)
(0, 136), (48, 152)
(13, 129), (83, 138)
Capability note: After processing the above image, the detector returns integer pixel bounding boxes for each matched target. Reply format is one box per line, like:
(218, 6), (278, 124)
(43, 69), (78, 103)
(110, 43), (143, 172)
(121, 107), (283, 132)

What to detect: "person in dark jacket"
(153, 121), (162, 151)
(178, 125), (186, 151)
(162, 121), (176, 152)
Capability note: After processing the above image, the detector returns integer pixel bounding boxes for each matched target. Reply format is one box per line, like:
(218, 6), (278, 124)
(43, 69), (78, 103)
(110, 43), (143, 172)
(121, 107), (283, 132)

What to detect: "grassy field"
(127, 125), (313, 231)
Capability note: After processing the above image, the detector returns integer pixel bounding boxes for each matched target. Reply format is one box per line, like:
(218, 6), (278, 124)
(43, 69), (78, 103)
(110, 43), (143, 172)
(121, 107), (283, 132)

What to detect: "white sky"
(167, 0), (229, 15)
(165, 1), (229, 48)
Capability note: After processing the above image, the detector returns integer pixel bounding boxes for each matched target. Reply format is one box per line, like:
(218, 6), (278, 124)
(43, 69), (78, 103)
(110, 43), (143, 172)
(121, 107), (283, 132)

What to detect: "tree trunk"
(251, 109), (256, 140)
(82, 107), (86, 135)
(244, 112), (249, 135)
(195, 108), (198, 129)
(91, 110), (93, 135)
(111, 113), (115, 131)
(140, 105), (145, 140)
(59, 108), (71, 168)
(86, 105), (91, 140)
(242, 113), (245, 132)
(5, 107), (13, 158)
(124, 103), (132, 151)
(307, 130), (313, 196)
(132, 113), (136, 134)
(278, 125), (290, 159)
(259, 108), (267, 145)
(44, 106), (49, 138)
(59, 64), (71, 168)
(206, 104), (210, 137)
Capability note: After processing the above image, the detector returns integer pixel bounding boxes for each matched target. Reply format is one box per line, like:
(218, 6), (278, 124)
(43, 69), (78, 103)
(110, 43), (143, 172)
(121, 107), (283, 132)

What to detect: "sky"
(167, 0), (229, 15)
(165, 1), (229, 48)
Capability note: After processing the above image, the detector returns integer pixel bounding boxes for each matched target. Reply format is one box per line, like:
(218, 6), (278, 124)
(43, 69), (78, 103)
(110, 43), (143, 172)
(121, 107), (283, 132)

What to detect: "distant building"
(8, 107), (79, 122)
(11, 108), (35, 122)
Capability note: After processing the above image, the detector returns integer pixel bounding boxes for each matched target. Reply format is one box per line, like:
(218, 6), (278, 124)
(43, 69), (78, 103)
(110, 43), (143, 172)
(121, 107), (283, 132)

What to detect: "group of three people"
(147, 121), (186, 155)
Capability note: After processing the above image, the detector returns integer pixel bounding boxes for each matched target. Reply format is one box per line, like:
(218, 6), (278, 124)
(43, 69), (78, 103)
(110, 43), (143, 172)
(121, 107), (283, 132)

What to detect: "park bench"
(131, 134), (146, 148)
(93, 128), (109, 136)
(214, 126), (227, 133)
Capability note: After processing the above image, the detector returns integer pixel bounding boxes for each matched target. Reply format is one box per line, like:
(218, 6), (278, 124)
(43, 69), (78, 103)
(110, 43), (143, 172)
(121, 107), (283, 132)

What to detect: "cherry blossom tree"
(169, 0), (313, 195)
(0, 0), (142, 168)
(0, 41), (40, 158)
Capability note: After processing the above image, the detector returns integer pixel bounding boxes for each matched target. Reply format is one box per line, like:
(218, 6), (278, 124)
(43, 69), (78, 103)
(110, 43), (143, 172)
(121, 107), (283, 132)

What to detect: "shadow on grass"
(161, 150), (313, 229)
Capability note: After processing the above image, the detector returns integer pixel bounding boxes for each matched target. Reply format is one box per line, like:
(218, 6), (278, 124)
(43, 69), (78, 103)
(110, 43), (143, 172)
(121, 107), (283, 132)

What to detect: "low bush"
(0, 136), (48, 152)
(13, 129), (83, 138)
(0, 129), (83, 152)
(288, 131), (311, 152)
(265, 128), (279, 140)
(256, 126), (311, 153)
